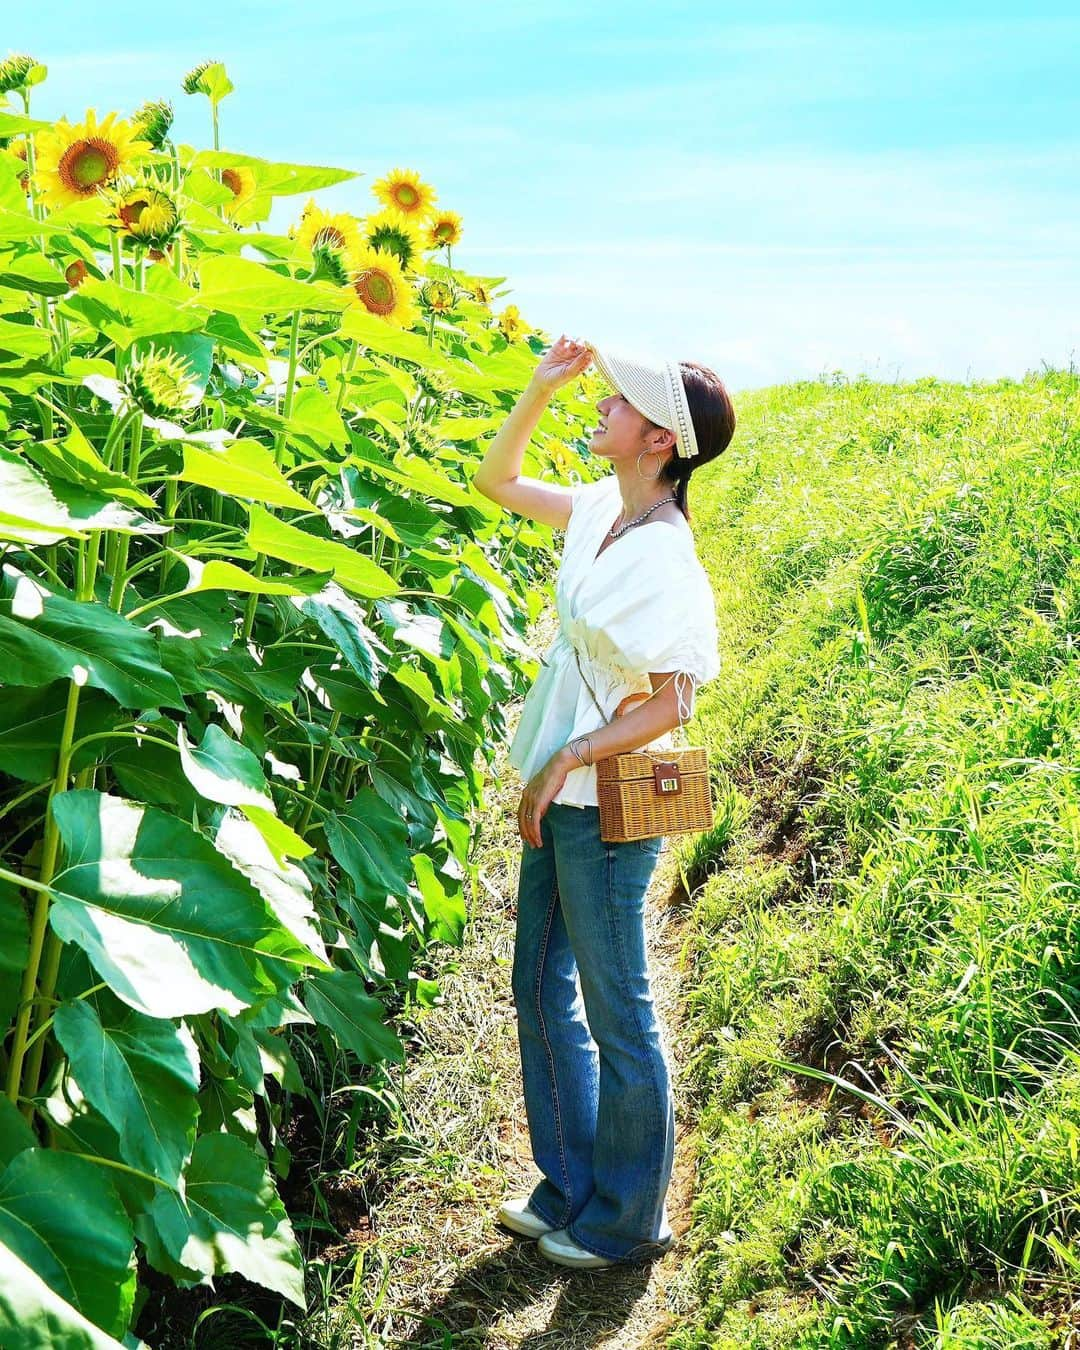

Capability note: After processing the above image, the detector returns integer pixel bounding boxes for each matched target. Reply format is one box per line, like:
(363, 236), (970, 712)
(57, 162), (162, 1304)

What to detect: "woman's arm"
(556, 670), (693, 773)
(470, 335), (593, 529)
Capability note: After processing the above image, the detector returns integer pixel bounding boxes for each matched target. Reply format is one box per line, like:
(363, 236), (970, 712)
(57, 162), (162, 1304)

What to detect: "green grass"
(669, 367), (1080, 1348)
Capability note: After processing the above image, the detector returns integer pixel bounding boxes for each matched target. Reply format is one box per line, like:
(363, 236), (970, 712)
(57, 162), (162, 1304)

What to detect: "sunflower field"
(0, 55), (597, 1345)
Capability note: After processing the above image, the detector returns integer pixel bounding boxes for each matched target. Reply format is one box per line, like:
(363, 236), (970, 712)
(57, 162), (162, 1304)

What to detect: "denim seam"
(534, 869), (573, 1229)
(584, 842), (668, 1255)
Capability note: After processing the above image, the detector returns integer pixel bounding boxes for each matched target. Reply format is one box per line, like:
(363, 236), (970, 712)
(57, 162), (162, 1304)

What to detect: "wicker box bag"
(572, 648), (715, 843)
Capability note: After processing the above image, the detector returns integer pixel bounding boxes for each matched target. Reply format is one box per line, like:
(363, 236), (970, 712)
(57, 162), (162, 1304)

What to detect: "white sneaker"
(497, 1196), (558, 1238)
(538, 1224), (675, 1270)
(537, 1229), (618, 1269)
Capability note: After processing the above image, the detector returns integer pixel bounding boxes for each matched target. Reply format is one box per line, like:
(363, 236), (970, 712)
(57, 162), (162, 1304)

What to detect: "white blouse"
(507, 473), (721, 808)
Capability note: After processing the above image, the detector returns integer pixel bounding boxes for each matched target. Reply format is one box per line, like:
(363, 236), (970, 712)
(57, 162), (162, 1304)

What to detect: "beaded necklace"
(608, 493), (677, 539)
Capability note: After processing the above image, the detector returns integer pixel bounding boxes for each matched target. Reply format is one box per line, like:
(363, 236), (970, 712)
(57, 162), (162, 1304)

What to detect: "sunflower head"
(220, 164), (257, 217)
(124, 346), (198, 419)
(419, 278), (456, 316)
(362, 208), (427, 273)
(0, 55), (40, 96)
(131, 98), (174, 150)
(309, 241), (352, 287)
(469, 278), (494, 307)
(182, 60), (219, 95)
(64, 259), (89, 289)
(34, 110), (152, 211)
(371, 167), (437, 222)
(291, 199), (362, 259)
(422, 209), (464, 250)
(345, 243), (421, 329)
(106, 179), (181, 250)
(496, 304), (529, 342)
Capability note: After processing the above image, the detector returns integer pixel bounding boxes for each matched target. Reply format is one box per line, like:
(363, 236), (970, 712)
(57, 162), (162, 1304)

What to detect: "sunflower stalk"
(242, 306), (303, 640)
(5, 518), (103, 1116)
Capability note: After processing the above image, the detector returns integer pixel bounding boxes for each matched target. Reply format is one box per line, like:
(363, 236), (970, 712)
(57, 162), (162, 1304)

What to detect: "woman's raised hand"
(530, 334), (593, 394)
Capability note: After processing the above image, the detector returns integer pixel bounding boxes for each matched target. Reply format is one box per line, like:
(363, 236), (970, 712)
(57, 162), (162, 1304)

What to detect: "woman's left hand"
(518, 749), (573, 848)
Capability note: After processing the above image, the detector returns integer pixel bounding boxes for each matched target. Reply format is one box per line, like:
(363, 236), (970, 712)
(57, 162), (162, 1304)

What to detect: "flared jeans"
(511, 801), (676, 1264)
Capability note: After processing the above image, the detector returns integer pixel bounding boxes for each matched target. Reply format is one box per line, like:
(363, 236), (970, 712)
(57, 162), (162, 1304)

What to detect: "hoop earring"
(636, 449), (663, 480)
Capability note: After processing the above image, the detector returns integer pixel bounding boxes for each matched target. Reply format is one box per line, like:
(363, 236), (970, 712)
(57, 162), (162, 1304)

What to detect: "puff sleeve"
(584, 541), (721, 725)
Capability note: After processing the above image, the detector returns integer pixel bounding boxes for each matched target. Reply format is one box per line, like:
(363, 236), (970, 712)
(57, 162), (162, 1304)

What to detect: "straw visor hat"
(584, 340), (700, 462)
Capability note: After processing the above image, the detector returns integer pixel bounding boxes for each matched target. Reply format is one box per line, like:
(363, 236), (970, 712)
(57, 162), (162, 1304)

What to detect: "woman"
(471, 334), (736, 1269)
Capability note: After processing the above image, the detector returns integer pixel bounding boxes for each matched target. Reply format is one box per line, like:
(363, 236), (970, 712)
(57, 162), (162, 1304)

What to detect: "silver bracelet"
(569, 735), (594, 767)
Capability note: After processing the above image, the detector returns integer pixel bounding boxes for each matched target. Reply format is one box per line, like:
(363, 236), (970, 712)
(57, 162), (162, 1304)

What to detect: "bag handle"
(571, 646), (693, 757)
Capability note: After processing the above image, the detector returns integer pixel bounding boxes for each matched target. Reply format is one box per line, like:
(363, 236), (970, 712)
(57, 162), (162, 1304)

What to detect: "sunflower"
(221, 164), (257, 218)
(421, 209), (463, 250)
(345, 243), (421, 329)
(372, 166), (437, 222)
(292, 199), (362, 257)
(361, 208), (427, 273)
(34, 110), (151, 211)
(64, 259), (89, 289)
(470, 278), (495, 307)
(106, 180), (180, 249)
(496, 303), (529, 342)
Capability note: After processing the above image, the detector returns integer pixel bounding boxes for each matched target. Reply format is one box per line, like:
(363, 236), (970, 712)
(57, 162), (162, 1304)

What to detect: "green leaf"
(180, 557), (332, 598)
(190, 150), (358, 196)
(0, 569), (183, 710)
(0, 249), (69, 294)
(196, 61), (234, 105)
(323, 787), (413, 903)
(296, 581), (388, 687)
(213, 812), (327, 965)
(54, 997), (200, 1188)
(22, 426), (154, 509)
(303, 969), (404, 1065)
(288, 387), (347, 448)
(0, 315), (52, 359)
(0, 1242), (129, 1350)
(411, 852), (466, 945)
(146, 1133), (305, 1305)
(247, 504), (399, 600)
(0, 683), (116, 782)
(197, 255), (350, 319)
(178, 437), (310, 509)
(48, 789), (325, 1018)
(59, 278), (205, 347)
(0, 1097), (36, 1169)
(177, 723), (274, 810)
(0, 1149), (135, 1339)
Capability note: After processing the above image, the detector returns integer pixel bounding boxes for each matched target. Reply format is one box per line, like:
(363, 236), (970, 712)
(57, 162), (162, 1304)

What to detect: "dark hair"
(640, 362), (736, 522)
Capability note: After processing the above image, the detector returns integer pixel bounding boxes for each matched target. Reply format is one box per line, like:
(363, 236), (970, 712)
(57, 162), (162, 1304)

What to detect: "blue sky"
(8, 3), (1080, 392)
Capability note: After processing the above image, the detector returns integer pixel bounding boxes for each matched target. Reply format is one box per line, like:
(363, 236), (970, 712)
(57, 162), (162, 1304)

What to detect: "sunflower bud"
(64, 259), (89, 289)
(309, 242), (352, 288)
(419, 279), (456, 315)
(414, 367), (452, 401)
(131, 98), (174, 150)
(0, 55), (39, 96)
(182, 61), (217, 95)
(107, 180), (181, 250)
(124, 347), (197, 420)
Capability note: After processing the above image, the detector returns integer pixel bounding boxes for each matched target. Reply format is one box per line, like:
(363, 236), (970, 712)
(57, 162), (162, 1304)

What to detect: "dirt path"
(339, 606), (705, 1348)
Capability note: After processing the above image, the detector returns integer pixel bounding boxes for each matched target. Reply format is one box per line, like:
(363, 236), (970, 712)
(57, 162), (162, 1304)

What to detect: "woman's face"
(590, 392), (667, 464)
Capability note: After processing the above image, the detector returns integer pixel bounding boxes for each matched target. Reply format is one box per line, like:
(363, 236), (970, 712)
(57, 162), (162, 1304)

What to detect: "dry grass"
(329, 605), (710, 1349)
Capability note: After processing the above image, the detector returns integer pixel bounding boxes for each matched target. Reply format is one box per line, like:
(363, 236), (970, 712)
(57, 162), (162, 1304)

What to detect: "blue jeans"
(511, 801), (675, 1264)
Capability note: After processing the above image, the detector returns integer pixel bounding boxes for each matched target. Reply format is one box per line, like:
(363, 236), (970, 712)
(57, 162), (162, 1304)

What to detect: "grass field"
(666, 366), (1080, 1347)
